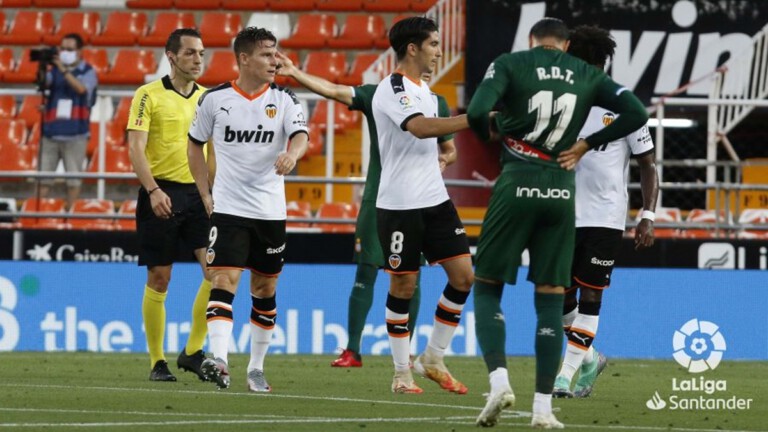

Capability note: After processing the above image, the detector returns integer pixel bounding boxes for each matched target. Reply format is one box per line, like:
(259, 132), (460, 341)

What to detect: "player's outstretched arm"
(466, 84), (501, 142)
(275, 132), (309, 176)
(405, 114), (468, 139)
(188, 139), (212, 216)
(128, 130), (172, 219)
(634, 152), (659, 250)
(276, 51), (354, 106)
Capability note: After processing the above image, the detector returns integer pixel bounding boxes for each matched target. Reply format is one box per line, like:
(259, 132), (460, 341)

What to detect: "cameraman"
(38, 33), (98, 209)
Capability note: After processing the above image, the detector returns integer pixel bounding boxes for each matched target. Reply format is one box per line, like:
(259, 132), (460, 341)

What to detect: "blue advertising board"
(0, 262), (765, 359)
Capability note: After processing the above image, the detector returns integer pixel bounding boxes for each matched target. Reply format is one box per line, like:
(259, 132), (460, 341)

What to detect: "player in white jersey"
(552, 25), (659, 399)
(187, 27), (308, 393)
(372, 17), (474, 395)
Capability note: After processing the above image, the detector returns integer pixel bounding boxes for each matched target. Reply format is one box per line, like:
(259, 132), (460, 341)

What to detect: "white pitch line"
(0, 407), (302, 419)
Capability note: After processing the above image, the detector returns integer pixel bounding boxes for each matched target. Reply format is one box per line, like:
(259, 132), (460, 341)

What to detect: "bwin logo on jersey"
(516, 186), (571, 199)
(224, 125), (275, 144)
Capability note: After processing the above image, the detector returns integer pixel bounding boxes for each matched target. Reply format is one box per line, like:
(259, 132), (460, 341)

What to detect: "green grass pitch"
(0, 353), (765, 431)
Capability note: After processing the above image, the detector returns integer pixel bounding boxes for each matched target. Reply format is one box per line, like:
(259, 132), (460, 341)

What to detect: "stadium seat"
(363, 0), (411, 12)
(274, 50), (300, 87)
(16, 95), (43, 129)
(328, 15), (385, 49)
(410, 0), (436, 12)
(91, 12), (148, 46)
(34, 0), (80, 6)
(222, 0), (269, 8)
(199, 12), (242, 47)
(80, 48), (109, 80)
(246, 13), (291, 40)
(88, 145), (133, 177)
(286, 200), (312, 228)
(101, 50), (157, 85)
(126, 0), (173, 8)
(19, 198), (67, 229)
(0, 96), (16, 119)
(115, 199), (137, 231)
(337, 52), (380, 86)
(3, 49), (40, 84)
(303, 52), (347, 83)
(316, 0), (363, 11)
(315, 202), (356, 233)
(0, 119), (28, 149)
(88, 120), (127, 158)
(280, 14), (337, 49)
(138, 13), (196, 47)
(198, 51), (238, 87)
(309, 100), (360, 132)
(305, 126), (324, 157)
(0, 48), (13, 82)
(26, 121), (40, 150)
(684, 209), (731, 238)
(737, 208), (768, 239)
(174, 0), (221, 8)
(69, 198), (115, 230)
(1, 0), (32, 6)
(270, 0), (315, 11)
(43, 12), (100, 45)
(0, 141), (36, 174)
(0, 11), (54, 45)
(113, 97), (132, 128)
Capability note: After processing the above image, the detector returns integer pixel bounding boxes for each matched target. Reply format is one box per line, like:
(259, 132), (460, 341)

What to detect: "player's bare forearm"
(638, 152), (659, 213)
(127, 130), (158, 191)
(406, 115), (469, 139)
(275, 132), (309, 175)
(466, 85), (501, 141)
(205, 141), (216, 189)
(188, 140), (212, 214)
(438, 139), (457, 172)
(277, 51), (353, 105)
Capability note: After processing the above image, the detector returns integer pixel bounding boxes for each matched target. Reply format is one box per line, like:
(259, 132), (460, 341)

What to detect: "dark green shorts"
(354, 200), (384, 266)
(475, 163), (575, 287)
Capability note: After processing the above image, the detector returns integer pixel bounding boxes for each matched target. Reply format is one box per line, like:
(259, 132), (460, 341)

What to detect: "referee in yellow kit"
(127, 28), (215, 382)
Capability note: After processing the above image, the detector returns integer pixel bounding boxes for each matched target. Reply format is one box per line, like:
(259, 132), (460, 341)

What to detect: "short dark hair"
(62, 33), (84, 49)
(529, 17), (569, 41)
(568, 25), (616, 68)
(388, 17), (439, 61)
(233, 26), (277, 61)
(165, 28), (202, 54)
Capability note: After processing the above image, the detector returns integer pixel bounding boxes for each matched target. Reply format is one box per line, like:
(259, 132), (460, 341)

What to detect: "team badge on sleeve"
(265, 104), (278, 119)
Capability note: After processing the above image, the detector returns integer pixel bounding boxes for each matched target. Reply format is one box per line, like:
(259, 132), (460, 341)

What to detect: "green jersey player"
(467, 18), (648, 428)
(275, 52), (456, 368)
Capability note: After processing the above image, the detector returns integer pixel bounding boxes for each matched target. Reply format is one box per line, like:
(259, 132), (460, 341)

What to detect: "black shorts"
(136, 180), (209, 267)
(571, 227), (623, 289)
(206, 212), (286, 276)
(377, 200), (470, 274)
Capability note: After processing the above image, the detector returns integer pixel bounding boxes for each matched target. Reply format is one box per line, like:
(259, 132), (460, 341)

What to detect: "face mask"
(59, 51), (77, 66)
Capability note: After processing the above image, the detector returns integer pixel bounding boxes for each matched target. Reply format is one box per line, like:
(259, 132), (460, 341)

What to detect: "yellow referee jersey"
(127, 75), (206, 184)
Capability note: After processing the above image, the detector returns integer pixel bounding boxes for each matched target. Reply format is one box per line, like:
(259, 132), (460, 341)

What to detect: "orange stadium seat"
(0, 11), (54, 45)
(338, 52), (379, 86)
(88, 145), (134, 180)
(737, 209), (768, 239)
(174, 0), (221, 8)
(410, 0), (436, 12)
(305, 126), (324, 157)
(303, 51), (347, 83)
(0, 48), (13, 81)
(80, 48), (109, 81)
(91, 12), (148, 46)
(43, 12), (100, 45)
(315, 202), (356, 233)
(0, 96), (16, 119)
(274, 50), (300, 87)
(270, 0), (315, 11)
(281, 14), (337, 49)
(69, 198), (115, 230)
(0, 142), (36, 175)
(0, 13), (4, 38)
(316, 0), (363, 11)
(138, 12), (196, 47)
(198, 51), (238, 87)
(310, 100), (360, 132)
(115, 199), (137, 231)
(26, 121), (40, 150)
(363, 0), (411, 12)
(16, 95), (43, 129)
(126, 0), (174, 8)
(113, 97), (133, 127)
(0, 119), (28, 149)
(199, 12), (242, 47)
(328, 15), (385, 49)
(88, 120), (127, 158)
(101, 49), (157, 85)
(3, 49), (40, 84)
(1, 0), (32, 6)
(19, 198), (67, 229)
(684, 209), (731, 238)
(286, 200), (312, 228)
(34, 0), (80, 6)
(221, 0), (269, 9)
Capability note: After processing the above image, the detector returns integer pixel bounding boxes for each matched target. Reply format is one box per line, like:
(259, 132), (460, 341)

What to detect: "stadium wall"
(0, 262), (765, 360)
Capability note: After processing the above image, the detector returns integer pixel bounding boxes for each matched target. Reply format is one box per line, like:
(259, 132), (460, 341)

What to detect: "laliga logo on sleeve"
(672, 318), (726, 373)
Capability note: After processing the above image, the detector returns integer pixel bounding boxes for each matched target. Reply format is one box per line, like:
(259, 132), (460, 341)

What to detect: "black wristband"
(148, 187), (161, 195)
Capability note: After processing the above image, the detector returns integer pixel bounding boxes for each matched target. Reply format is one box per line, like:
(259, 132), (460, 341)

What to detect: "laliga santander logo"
(672, 318), (726, 373)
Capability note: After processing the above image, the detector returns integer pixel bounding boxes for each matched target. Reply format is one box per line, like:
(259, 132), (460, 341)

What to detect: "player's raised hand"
(275, 51), (297, 76)
(274, 152), (297, 175)
(634, 219), (655, 250)
(557, 139), (590, 171)
(150, 189), (173, 219)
